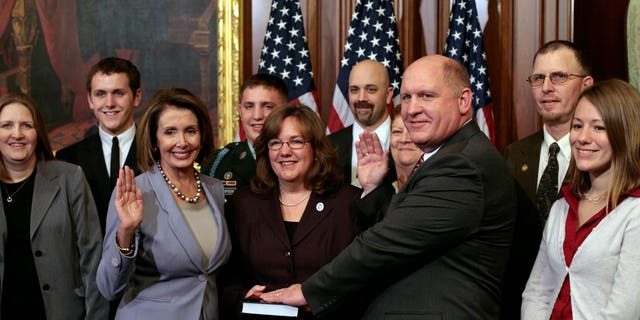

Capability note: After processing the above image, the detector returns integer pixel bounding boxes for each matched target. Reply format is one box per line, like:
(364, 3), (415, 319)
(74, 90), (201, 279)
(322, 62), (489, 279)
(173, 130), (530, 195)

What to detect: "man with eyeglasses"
(500, 40), (593, 320)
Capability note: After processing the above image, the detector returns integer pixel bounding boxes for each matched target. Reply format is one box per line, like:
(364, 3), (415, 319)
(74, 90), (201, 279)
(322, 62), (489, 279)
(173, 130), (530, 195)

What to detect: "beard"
(353, 101), (378, 126)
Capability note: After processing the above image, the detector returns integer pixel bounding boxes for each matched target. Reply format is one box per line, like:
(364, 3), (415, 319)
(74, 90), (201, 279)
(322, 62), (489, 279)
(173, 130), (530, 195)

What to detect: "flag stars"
(376, 7), (386, 16)
(296, 61), (307, 71)
(362, 16), (371, 26)
(283, 56), (292, 65)
(286, 41), (296, 51)
(280, 69), (290, 80)
(452, 31), (462, 40)
(300, 48), (309, 57)
(384, 43), (393, 53)
(455, 17), (464, 25)
(449, 47), (458, 57)
(477, 66), (486, 75)
(356, 47), (366, 57)
(373, 22), (383, 31)
(274, 35), (283, 45)
(293, 77), (303, 87)
(473, 29), (482, 38)
(280, 7), (289, 16)
(459, 1), (467, 9)
(365, 1), (374, 11)
(277, 20), (287, 30)
(344, 41), (353, 51)
(368, 52), (377, 60)
(371, 36), (380, 47)
(359, 31), (369, 42)
(293, 13), (302, 22)
(289, 28), (299, 37)
(341, 57), (350, 67)
(267, 64), (276, 74)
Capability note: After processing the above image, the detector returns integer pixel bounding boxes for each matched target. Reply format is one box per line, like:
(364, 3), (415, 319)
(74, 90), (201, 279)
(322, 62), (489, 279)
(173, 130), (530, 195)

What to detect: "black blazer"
(220, 184), (365, 319)
(302, 122), (517, 319)
(56, 132), (140, 234)
(500, 131), (546, 320)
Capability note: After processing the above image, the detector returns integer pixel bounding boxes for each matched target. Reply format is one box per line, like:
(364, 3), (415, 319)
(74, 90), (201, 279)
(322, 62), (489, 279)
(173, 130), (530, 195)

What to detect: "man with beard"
(329, 60), (394, 186)
(500, 40), (593, 320)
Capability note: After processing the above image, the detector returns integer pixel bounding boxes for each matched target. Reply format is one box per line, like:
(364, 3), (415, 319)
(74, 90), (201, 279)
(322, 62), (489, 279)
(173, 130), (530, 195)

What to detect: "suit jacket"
(221, 184), (363, 319)
(302, 122), (517, 319)
(502, 130), (544, 204)
(201, 141), (256, 202)
(0, 161), (108, 320)
(56, 132), (140, 234)
(96, 168), (232, 320)
(501, 131), (546, 320)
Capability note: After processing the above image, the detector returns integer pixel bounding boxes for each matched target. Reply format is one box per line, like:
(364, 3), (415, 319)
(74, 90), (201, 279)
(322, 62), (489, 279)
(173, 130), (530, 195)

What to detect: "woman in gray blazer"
(0, 93), (107, 319)
(97, 88), (231, 320)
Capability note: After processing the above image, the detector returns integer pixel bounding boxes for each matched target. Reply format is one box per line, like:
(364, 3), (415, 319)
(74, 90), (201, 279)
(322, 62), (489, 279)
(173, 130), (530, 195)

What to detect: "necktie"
(536, 142), (560, 222)
(413, 154), (425, 172)
(110, 136), (120, 187)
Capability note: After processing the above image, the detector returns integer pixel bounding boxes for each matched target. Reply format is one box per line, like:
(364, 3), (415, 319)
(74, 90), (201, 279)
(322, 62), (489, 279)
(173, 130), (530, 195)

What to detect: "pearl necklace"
(157, 163), (202, 203)
(279, 192), (311, 207)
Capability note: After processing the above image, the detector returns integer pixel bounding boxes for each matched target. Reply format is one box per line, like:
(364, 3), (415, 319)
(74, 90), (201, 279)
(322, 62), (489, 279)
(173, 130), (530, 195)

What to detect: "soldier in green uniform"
(202, 74), (288, 200)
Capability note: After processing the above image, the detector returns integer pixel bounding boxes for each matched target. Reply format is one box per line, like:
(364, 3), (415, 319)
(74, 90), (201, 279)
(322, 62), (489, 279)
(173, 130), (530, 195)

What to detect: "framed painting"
(0, 0), (240, 150)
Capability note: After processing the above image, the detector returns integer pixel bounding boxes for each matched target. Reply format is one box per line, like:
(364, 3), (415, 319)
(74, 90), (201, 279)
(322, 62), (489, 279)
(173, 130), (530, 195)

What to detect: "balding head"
(348, 60), (393, 131)
(400, 55), (473, 152)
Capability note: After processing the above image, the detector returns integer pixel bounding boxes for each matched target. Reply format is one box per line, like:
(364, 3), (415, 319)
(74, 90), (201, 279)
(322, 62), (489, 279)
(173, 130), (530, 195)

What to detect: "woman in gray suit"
(0, 93), (107, 319)
(97, 88), (231, 320)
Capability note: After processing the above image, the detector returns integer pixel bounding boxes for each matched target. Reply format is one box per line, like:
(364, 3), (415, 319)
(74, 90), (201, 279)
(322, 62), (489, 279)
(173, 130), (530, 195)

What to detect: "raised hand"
(115, 166), (143, 248)
(356, 131), (389, 194)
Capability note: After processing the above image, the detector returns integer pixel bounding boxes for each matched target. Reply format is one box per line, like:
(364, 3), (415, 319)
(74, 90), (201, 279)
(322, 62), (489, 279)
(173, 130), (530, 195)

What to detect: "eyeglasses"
(267, 138), (308, 150)
(526, 72), (588, 87)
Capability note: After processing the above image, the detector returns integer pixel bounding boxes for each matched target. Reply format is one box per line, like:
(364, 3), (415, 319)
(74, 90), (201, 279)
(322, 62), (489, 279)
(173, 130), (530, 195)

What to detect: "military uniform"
(201, 141), (256, 202)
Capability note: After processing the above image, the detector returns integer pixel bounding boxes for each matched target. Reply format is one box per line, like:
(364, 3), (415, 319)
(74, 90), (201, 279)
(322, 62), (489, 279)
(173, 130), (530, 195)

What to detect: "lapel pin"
(315, 202), (324, 212)
(521, 164), (528, 172)
(239, 151), (247, 160)
(224, 171), (233, 180)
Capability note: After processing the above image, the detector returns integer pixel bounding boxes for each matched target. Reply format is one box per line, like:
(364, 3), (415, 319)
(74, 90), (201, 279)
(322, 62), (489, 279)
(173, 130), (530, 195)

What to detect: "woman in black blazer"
(220, 104), (366, 319)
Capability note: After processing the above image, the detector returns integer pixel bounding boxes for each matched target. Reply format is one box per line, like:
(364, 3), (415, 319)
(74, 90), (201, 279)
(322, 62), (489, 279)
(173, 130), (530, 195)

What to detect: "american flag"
(254, 0), (318, 135)
(327, 0), (403, 133)
(444, 0), (495, 143)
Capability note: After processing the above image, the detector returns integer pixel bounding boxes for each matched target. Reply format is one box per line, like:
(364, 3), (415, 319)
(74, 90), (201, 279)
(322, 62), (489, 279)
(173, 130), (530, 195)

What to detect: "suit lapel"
(125, 137), (141, 175)
(291, 193), (331, 246)
(403, 122), (481, 190)
(148, 168), (205, 271)
(260, 191), (292, 248)
(201, 178), (231, 270)
(85, 134), (110, 183)
(30, 162), (59, 239)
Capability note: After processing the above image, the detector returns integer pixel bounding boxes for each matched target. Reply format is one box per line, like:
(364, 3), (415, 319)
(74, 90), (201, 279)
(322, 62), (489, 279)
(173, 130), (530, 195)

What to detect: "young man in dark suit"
(261, 55), (517, 319)
(57, 58), (142, 235)
(329, 59), (394, 186)
(200, 74), (288, 201)
(56, 57), (142, 320)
